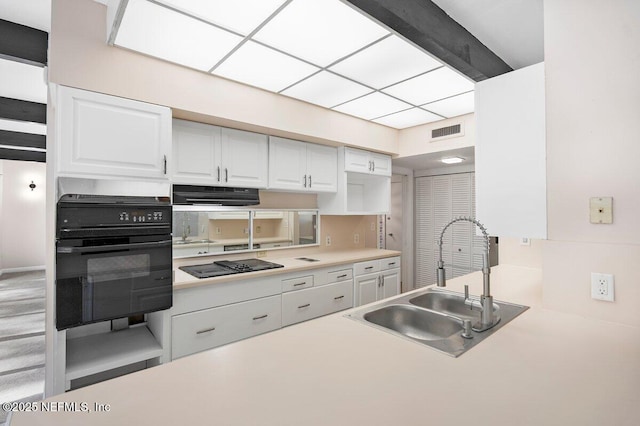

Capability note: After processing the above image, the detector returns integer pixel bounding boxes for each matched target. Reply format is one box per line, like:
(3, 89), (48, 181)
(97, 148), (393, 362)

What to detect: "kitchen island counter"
(11, 265), (640, 426)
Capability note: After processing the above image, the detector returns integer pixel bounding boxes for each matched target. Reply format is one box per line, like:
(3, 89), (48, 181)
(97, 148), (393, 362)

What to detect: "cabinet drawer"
(282, 280), (353, 326)
(380, 256), (401, 271)
(281, 275), (314, 292)
(354, 260), (380, 276)
(327, 268), (353, 284)
(171, 295), (281, 360)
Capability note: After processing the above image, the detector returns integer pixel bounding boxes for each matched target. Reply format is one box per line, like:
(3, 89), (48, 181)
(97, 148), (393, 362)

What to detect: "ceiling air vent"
(431, 123), (463, 141)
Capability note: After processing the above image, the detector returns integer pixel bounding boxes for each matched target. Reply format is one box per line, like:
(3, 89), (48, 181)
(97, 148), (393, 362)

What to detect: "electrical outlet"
(370, 222), (375, 231)
(256, 225), (261, 233)
(216, 227), (221, 235)
(326, 235), (331, 246)
(354, 233), (360, 244)
(591, 272), (614, 302)
(243, 228), (248, 234)
(520, 237), (531, 246)
(256, 251), (267, 258)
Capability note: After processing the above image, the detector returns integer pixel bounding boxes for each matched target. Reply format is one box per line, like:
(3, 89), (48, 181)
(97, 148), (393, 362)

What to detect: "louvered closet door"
(415, 178), (435, 287)
(415, 172), (480, 288)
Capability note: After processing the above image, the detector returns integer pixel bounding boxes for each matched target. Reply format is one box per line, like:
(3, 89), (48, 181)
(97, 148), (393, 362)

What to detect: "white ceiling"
(393, 146), (475, 171)
(432, 0), (544, 69)
(0, 0), (51, 32)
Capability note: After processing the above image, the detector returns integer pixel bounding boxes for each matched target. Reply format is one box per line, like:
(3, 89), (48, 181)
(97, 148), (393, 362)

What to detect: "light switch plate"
(589, 197), (613, 224)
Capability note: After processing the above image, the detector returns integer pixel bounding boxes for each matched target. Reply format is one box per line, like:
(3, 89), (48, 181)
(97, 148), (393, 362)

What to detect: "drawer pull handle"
(196, 326), (216, 335)
(293, 282), (306, 287)
(334, 295), (344, 300)
(388, 262), (396, 266)
(337, 274), (348, 279)
(364, 266), (374, 270)
(252, 314), (268, 321)
(298, 303), (310, 309)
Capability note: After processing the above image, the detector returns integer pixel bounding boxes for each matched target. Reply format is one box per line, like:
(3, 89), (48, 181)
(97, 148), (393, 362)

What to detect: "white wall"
(397, 113), (475, 158)
(542, 0), (640, 327)
(0, 160), (46, 272)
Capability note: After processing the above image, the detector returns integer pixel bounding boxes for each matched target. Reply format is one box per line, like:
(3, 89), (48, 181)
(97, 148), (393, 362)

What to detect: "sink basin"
(346, 288), (529, 357)
(409, 291), (498, 322)
(364, 305), (463, 341)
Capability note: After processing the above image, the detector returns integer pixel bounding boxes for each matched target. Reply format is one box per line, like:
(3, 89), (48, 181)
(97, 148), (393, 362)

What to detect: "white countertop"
(11, 265), (640, 426)
(173, 248), (401, 290)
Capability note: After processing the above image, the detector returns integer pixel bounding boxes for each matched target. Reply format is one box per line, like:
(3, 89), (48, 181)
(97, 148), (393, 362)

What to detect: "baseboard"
(0, 265), (46, 275)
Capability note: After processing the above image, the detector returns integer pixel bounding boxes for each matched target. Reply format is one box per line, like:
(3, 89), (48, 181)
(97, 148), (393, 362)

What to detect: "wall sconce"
(29, 181), (36, 191)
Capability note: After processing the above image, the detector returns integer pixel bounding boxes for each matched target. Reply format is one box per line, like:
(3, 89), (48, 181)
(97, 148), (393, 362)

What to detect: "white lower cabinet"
(354, 257), (401, 307)
(171, 295), (281, 360)
(282, 280), (353, 326)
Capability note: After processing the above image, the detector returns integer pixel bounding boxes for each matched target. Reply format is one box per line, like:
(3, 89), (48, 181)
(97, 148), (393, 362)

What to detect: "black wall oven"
(56, 195), (173, 330)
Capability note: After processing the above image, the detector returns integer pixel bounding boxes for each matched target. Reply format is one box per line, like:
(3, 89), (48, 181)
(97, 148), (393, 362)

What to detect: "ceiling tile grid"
(111, 0), (477, 129)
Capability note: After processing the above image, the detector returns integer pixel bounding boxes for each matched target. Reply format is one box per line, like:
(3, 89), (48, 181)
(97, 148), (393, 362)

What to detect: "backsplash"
(319, 215), (378, 250)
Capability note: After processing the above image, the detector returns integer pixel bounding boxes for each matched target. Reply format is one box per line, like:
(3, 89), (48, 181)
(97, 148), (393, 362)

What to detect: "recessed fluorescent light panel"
(424, 91), (474, 118)
(329, 35), (442, 89)
(157, 0), (287, 35)
(115, 0), (243, 71)
(383, 67), (475, 106)
(333, 92), (412, 121)
(253, 0), (389, 67)
(281, 71), (372, 108)
(373, 108), (441, 129)
(213, 41), (319, 92)
(441, 157), (464, 164)
(109, 0), (477, 129)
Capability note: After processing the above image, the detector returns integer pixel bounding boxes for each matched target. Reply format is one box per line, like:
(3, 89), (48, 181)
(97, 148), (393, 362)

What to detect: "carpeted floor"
(0, 270), (45, 425)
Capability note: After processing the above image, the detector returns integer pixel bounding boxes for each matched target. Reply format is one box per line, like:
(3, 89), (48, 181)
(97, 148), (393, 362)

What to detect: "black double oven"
(55, 194), (173, 330)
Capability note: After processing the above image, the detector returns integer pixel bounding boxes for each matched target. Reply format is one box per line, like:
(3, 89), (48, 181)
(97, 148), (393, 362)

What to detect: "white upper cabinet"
(221, 128), (268, 188)
(172, 120), (268, 188)
(268, 136), (337, 193)
(318, 147), (390, 215)
(344, 147), (392, 176)
(56, 85), (171, 180)
(475, 62), (547, 239)
(172, 120), (221, 185)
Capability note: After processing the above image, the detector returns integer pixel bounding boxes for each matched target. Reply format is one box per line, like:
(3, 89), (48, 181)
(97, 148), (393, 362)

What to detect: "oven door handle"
(57, 239), (173, 254)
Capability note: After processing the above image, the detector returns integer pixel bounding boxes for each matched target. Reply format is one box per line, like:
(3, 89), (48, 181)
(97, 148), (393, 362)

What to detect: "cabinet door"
(172, 120), (221, 185)
(380, 269), (400, 300)
(221, 128), (268, 188)
(57, 86), (171, 180)
(370, 152), (392, 176)
(354, 274), (379, 307)
(306, 143), (337, 193)
(268, 137), (307, 191)
(171, 295), (281, 360)
(344, 148), (371, 174)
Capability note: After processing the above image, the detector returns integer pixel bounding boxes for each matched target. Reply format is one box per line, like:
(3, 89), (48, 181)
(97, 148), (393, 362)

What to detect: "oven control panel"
(119, 211), (165, 222)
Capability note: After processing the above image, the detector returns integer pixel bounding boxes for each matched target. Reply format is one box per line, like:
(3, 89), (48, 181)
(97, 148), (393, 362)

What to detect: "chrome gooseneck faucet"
(436, 216), (500, 332)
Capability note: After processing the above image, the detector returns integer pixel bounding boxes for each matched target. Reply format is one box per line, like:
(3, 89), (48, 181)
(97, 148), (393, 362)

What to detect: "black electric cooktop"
(180, 258), (284, 279)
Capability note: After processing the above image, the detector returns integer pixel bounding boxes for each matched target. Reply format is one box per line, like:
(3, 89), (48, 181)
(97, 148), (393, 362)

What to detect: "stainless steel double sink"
(346, 287), (528, 357)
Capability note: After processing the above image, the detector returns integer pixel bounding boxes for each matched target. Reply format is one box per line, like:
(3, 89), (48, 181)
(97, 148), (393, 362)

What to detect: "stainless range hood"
(172, 185), (260, 207)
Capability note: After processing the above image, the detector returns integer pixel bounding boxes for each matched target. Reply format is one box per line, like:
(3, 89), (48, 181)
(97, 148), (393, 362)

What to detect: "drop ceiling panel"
(373, 108), (442, 129)
(158, 0), (287, 35)
(333, 92), (412, 121)
(213, 41), (319, 93)
(383, 67), (475, 106)
(0, 118), (46, 135)
(329, 35), (442, 89)
(423, 91), (475, 118)
(281, 71), (372, 108)
(0, 58), (47, 104)
(115, 0), (243, 71)
(253, 0), (389, 67)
